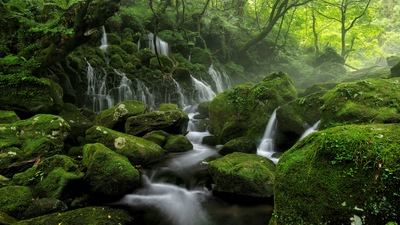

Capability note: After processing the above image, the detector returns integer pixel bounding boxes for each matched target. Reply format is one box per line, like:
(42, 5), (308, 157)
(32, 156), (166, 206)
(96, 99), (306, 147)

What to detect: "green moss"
(149, 55), (174, 73)
(0, 110), (20, 123)
(121, 41), (137, 55)
(219, 137), (257, 155)
(208, 152), (276, 197)
(274, 124), (400, 224)
(159, 103), (179, 111)
(15, 206), (134, 225)
(164, 135), (193, 152)
(0, 186), (33, 219)
(142, 130), (170, 147)
(320, 78), (400, 129)
(82, 143), (140, 196)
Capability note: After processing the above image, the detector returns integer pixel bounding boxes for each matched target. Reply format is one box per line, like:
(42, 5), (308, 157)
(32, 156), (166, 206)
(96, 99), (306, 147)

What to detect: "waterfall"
(135, 79), (156, 110)
(86, 61), (113, 113)
(190, 75), (216, 102)
(139, 33), (169, 56)
(171, 78), (187, 108)
(208, 65), (232, 93)
(257, 108), (279, 164)
(99, 26), (108, 52)
(109, 70), (133, 104)
(299, 120), (320, 140)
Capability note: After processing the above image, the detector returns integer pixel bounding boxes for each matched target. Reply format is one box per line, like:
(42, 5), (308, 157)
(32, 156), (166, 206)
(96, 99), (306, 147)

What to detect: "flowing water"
(299, 120), (320, 140)
(257, 108), (280, 164)
(138, 33), (169, 56)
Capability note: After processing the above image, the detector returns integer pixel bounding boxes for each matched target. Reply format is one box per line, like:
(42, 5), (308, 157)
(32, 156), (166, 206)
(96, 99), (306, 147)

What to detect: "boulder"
(164, 135), (193, 152)
(86, 126), (164, 165)
(59, 103), (93, 142)
(12, 155), (84, 200)
(82, 143), (140, 197)
(390, 61), (400, 78)
(320, 78), (400, 129)
(0, 186), (33, 219)
(142, 130), (170, 147)
(273, 124), (400, 224)
(0, 114), (70, 177)
(22, 198), (68, 219)
(14, 206), (134, 225)
(218, 137), (257, 155)
(0, 212), (18, 224)
(0, 110), (20, 124)
(208, 152), (275, 198)
(125, 109), (189, 136)
(94, 100), (146, 131)
(209, 72), (297, 143)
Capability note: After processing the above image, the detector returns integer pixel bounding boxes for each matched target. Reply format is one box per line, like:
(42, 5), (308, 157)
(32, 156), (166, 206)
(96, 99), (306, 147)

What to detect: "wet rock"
(0, 186), (33, 219)
(208, 152), (275, 198)
(164, 135), (193, 152)
(0, 110), (20, 124)
(86, 126), (164, 165)
(218, 137), (257, 155)
(22, 198), (68, 219)
(273, 124), (400, 224)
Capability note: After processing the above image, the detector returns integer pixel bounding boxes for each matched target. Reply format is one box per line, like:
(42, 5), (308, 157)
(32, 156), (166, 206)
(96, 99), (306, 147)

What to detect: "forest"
(0, 0), (400, 224)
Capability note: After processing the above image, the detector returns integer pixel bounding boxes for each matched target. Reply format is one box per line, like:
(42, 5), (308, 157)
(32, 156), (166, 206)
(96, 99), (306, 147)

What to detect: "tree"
(315, 0), (372, 59)
(238, 0), (312, 54)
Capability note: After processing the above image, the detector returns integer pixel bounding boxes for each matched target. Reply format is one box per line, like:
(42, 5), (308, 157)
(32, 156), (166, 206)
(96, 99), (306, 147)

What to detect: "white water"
(109, 70), (133, 103)
(99, 26), (108, 52)
(86, 61), (113, 113)
(135, 79), (156, 110)
(171, 78), (188, 108)
(257, 108), (279, 164)
(191, 75), (217, 102)
(138, 33), (169, 56)
(208, 65), (232, 93)
(299, 120), (320, 140)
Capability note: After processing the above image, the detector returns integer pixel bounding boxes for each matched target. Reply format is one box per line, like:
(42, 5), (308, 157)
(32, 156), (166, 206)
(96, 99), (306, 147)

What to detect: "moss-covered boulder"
(197, 101), (210, 118)
(0, 110), (20, 124)
(12, 155), (84, 200)
(208, 152), (275, 198)
(0, 114), (70, 176)
(209, 72), (297, 143)
(149, 55), (174, 73)
(94, 100), (146, 131)
(22, 198), (67, 219)
(86, 126), (164, 165)
(320, 78), (400, 129)
(164, 135), (193, 152)
(59, 103), (93, 142)
(125, 109), (189, 136)
(82, 143), (140, 197)
(15, 206), (134, 225)
(0, 212), (18, 224)
(342, 66), (390, 82)
(273, 124), (400, 224)
(142, 130), (170, 147)
(0, 75), (63, 116)
(390, 61), (400, 78)
(0, 186), (33, 219)
(218, 137), (257, 155)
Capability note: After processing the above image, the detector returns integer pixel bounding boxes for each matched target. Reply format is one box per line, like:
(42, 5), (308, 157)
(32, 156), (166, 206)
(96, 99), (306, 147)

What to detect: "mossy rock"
(299, 82), (337, 97)
(172, 67), (191, 82)
(0, 110), (20, 123)
(142, 130), (170, 147)
(343, 66), (391, 82)
(273, 124), (400, 224)
(320, 78), (400, 129)
(137, 48), (154, 67)
(82, 143), (140, 197)
(94, 100), (146, 131)
(164, 135), (193, 152)
(14, 206), (134, 225)
(190, 47), (212, 67)
(313, 62), (347, 83)
(208, 152), (275, 198)
(159, 103), (179, 111)
(0, 212), (18, 224)
(209, 72), (297, 143)
(197, 101), (210, 118)
(0, 114), (71, 176)
(390, 61), (400, 78)
(125, 109), (189, 136)
(59, 103), (93, 142)
(86, 126), (164, 165)
(202, 135), (219, 146)
(109, 54), (125, 69)
(121, 41), (138, 55)
(219, 137), (257, 155)
(22, 198), (67, 219)
(149, 55), (174, 73)
(12, 155), (84, 200)
(0, 75), (63, 116)
(0, 186), (33, 219)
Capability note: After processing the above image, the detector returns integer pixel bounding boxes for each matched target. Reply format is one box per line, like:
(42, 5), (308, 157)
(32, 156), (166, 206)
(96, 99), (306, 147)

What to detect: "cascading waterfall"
(135, 79), (156, 110)
(109, 70), (134, 104)
(171, 78), (188, 108)
(99, 26), (108, 52)
(190, 75), (217, 102)
(86, 61), (113, 113)
(299, 120), (320, 140)
(138, 33), (169, 56)
(257, 108), (279, 164)
(208, 65), (232, 93)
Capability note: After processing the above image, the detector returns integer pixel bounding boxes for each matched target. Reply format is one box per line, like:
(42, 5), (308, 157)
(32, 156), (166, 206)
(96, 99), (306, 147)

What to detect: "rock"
(164, 135), (193, 152)
(390, 61), (400, 78)
(202, 135), (219, 146)
(319, 78), (400, 129)
(0, 75), (63, 116)
(86, 126), (164, 165)
(273, 124), (400, 224)
(94, 100), (146, 131)
(209, 72), (297, 144)
(208, 152), (275, 198)
(159, 103), (179, 111)
(12, 155), (84, 200)
(142, 130), (170, 147)
(0, 114), (71, 177)
(0, 110), (20, 123)
(197, 101), (210, 118)
(218, 137), (257, 155)
(14, 206), (134, 225)
(343, 66), (390, 82)
(82, 143), (140, 197)
(0, 212), (18, 225)
(59, 103), (93, 143)
(22, 198), (68, 219)
(0, 186), (33, 219)
(125, 109), (189, 136)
